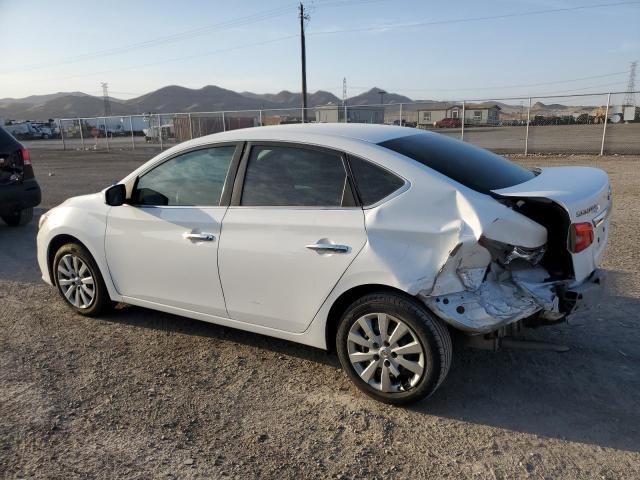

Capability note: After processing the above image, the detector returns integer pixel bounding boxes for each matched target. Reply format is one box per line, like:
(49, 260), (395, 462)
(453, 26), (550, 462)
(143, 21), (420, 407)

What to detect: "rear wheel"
(2, 207), (33, 226)
(53, 243), (114, 316)
(336, 292), (452, 404)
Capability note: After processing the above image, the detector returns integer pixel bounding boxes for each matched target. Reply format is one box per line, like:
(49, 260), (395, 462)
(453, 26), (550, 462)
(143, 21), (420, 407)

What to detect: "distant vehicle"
(0, 126), (41, 226)
(435, 118), (461, 128)
(37, 124), (611, 404)
(3, 122), (44, 140)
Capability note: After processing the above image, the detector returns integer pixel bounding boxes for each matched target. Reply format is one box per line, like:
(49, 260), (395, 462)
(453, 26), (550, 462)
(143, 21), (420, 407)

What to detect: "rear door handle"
(306, 243), (350, 253)
(183, 232), (215, 242)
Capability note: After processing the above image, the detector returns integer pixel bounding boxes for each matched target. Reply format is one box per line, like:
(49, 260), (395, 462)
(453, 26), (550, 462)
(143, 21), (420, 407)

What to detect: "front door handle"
(183, 232), (215, 242)
(306, 243), (350, 253)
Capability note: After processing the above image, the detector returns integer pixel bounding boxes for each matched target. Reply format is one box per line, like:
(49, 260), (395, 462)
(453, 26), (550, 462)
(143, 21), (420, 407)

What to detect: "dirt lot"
(1, 149), (639, 479)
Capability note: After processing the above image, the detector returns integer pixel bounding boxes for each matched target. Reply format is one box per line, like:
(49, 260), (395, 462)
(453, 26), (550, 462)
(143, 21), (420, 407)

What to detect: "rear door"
(218, 143), (366, 333)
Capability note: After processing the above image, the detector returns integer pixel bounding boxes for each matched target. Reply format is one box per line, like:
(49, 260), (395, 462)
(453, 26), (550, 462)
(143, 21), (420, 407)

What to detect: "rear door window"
(378, 133), (534, 193)
(240, 145), (349, 207)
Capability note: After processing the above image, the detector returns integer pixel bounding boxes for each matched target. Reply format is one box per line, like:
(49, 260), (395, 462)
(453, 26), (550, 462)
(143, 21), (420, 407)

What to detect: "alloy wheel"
(56, 254), (95, 309)
(346, 313), (425, 393)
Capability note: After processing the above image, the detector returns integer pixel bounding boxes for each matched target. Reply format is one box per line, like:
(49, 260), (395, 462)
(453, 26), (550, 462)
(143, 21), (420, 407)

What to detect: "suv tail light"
(21, 148), (31, 165)
(569, 222), (593, 253)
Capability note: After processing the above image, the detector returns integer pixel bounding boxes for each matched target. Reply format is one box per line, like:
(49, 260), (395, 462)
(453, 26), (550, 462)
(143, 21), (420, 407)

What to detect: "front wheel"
(336, 292), (452, 405)
(53, 243), (114, 316)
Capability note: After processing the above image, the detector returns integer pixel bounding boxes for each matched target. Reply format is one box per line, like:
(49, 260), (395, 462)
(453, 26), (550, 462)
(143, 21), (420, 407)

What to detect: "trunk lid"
(492, 166), (611, 282)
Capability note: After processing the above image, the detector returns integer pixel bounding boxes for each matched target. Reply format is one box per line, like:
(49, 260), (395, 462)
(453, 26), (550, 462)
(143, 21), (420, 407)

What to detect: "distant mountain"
(0, 91), (90, 107)
(347, 87), (413, 106)
(0, 85), (602, 121)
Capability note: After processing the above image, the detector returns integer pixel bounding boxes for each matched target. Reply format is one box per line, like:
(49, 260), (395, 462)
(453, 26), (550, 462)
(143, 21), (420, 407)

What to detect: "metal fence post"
(600, 92), (611, 156)
(399, 103), (403, 127)
(461, 101), (465, 140)
(59, 120), (66, 150)
(524, 97), (532, 155)
(78, 118), (84, 149)
(129, 116), (135, 150)
(259, 110), (263, 126)
(188, 113), (193, 139)
(104, 117), (110, 152)
(158, 114), (163, 150)
(222, 111), (226, 132)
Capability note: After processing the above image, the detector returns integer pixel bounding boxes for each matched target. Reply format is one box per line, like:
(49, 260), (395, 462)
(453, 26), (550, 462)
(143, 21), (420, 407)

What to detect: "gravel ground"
(1, 149), (639, 479)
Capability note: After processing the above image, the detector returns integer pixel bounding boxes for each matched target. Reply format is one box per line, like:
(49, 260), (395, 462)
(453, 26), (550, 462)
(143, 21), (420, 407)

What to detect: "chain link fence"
(45, 90), (639, 156)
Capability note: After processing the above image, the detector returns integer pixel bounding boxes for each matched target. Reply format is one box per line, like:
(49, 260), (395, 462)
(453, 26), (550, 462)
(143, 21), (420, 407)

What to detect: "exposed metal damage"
(419, 239), (567, 334)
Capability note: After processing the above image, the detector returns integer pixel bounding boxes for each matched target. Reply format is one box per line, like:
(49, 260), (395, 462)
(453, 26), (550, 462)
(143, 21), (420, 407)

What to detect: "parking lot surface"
(1, 148), (639, 479)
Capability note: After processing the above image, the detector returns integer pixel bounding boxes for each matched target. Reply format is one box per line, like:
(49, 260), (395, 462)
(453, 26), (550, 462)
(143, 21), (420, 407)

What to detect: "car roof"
(181, 123), (418, 147)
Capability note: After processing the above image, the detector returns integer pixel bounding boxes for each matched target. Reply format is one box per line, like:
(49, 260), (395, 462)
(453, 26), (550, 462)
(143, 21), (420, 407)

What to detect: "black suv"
(0, 125), (41, 226)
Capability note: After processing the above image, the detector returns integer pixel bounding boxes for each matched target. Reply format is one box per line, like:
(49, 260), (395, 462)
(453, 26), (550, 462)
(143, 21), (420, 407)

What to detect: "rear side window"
(135, 146), (235, 206)
(348, 156), (405, 206)
(378, 133), (534, 193)
(241, 145), (348, 207)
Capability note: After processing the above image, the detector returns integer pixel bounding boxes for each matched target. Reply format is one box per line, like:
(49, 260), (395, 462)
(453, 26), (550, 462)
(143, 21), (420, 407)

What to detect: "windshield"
(378, 133), (535, 194)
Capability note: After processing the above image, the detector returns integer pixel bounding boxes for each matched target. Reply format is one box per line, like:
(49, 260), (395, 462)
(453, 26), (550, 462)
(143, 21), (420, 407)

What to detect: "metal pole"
(104, 117), (110, 152)
(188, 113), (193, 139)
(299, 2), (308, 123)
(600, 92), (611, 156)
(59, 120), (66, 151)
(344, 104), (348, 123)
(158, 114), (163, 150)
(399, 103), (403, 127)
(222, 111), (226, 132)
(259, 110), (263, 126)
(78, 118), (84, 149)
(524, 97), (532, 155)
(129, 116), (135, 150)
(461, 101), (465, 140)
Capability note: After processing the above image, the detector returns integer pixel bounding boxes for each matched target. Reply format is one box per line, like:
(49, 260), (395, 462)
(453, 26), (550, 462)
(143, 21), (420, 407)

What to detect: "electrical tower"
(101, 82), (112, 116)
(623, 61), (637, 107)
(342, 77), (347, 105)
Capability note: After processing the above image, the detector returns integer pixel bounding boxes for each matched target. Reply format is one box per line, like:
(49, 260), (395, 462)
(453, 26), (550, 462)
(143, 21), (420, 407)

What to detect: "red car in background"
(435, 118), (462, 128)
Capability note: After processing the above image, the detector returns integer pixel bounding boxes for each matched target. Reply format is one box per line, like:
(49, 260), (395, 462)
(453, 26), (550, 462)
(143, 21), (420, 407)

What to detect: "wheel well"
(325, 284), (416, 352)
(47, 234), (90, 286)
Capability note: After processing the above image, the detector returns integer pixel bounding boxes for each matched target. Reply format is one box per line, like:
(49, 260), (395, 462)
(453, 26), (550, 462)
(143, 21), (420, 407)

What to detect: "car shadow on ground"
(98, 278), (640, 454)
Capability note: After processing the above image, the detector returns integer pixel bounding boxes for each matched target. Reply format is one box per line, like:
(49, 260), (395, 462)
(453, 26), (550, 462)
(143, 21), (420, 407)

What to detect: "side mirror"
(105, 184), (126, 206)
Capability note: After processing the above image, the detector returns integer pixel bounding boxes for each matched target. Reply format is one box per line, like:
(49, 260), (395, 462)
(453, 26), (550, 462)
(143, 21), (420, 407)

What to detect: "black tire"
(336, 292), (452, 405)
(2, 207), (33, 226)
(53, 243), (114, 316)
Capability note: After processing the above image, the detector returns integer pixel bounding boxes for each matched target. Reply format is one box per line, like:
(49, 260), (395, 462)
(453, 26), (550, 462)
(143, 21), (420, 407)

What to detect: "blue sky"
(0, 0), (638, 101)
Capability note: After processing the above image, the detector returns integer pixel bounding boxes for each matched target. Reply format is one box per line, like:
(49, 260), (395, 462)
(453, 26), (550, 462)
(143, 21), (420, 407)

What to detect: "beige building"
(315, 104), (385, 124)
(417, 103), (501, 127)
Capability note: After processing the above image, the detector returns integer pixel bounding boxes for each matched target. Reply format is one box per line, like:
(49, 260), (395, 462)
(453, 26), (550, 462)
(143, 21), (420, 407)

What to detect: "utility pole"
(299, 3), (308, 123)
(623, 61), (637, 107)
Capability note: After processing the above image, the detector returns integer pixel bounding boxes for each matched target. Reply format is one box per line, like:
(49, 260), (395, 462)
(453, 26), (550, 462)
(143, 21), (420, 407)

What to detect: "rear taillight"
(21, 148), (31, 165)
(569, 222), (593, 253)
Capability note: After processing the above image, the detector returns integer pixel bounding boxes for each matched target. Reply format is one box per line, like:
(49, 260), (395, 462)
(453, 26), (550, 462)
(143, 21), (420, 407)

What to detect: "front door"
(218, 143), (367, 333)
(105, 144), (238, 317)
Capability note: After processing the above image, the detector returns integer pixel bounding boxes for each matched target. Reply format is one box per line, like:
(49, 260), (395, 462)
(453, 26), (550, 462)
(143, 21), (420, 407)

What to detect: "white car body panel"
(218, 207), (366, 333)
(105, 204), (228, 317)
(36, 124), (611, 350)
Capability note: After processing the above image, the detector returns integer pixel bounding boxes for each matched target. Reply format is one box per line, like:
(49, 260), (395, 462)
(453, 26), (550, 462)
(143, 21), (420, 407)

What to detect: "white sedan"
(37, 124), (610, 404)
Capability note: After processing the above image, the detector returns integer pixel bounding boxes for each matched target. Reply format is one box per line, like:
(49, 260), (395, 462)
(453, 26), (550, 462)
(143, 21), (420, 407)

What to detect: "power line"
(308, 1), (640, 36)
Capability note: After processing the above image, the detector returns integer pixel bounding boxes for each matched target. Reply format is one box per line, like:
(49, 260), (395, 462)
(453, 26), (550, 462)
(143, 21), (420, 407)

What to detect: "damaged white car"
(36, 124), (610, 404)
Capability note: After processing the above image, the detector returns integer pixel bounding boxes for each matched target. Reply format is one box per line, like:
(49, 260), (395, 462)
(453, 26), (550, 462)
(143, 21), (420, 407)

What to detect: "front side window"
(378, 133), (535, 194)
(134, 146), (235, 206)
(349, 155), (405, 206)
(241, 145), (348, 207)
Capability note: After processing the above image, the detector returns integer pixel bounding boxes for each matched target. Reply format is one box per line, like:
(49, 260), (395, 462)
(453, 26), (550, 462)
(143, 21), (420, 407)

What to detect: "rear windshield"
(378, 133), (534, 193)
